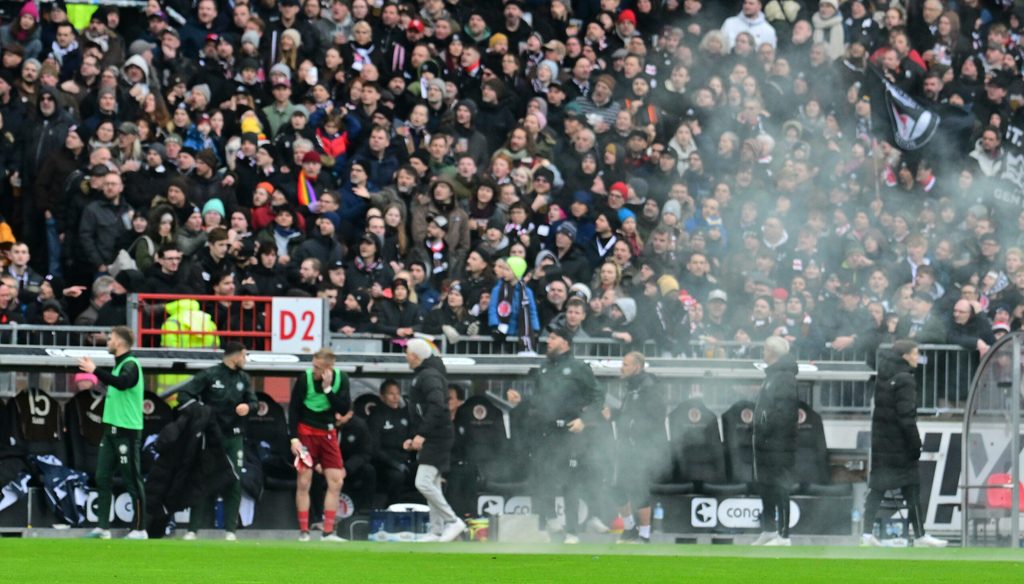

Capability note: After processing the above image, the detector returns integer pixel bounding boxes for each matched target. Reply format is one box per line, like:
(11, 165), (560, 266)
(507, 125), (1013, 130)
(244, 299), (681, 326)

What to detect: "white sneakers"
(860, 533), (883, 547)
(562, 533), (580, 544)
(224, 532), (237, 541)
(914, 534), (948, 548)
(861, 533), (947, 548)
(752, 532), (792, 546)
(182, 531), (197, 541)
(321, 533), (347, 542)
(751, 531), (779, 546)
(545, 518), (565, 534)
(438, 519), (466, 543)
(84, 527), (111, 540)
(125, 530), (148, 540)
(584, 516), (610, 534)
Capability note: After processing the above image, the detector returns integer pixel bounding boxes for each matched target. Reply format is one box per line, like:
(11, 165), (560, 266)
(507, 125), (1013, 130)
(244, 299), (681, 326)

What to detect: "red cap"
(617, 9), (637, 25)
(408, 19), (425, 33)
(302, 151), (322, 164)
(205, 33), (219, 43)
(609, 181), (629, 197)
(772, 288), (789, 301)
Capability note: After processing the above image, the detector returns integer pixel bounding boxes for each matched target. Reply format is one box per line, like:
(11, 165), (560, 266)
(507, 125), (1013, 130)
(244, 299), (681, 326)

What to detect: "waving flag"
(878, 73), (940, 151)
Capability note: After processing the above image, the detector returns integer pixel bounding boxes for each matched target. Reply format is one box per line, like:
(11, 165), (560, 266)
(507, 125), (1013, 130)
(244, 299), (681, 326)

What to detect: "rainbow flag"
(297, 171), (317, 206)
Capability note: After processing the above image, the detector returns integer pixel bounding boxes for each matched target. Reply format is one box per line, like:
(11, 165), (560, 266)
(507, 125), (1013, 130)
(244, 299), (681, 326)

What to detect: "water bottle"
(851, 508), (862, 536)
(214, 497), (225, 529)
(653, 502), (664, 533)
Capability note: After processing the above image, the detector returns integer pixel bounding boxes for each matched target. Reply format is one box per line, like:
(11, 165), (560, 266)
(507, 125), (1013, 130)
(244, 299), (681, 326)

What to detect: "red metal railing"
(135, 293), (274, 350)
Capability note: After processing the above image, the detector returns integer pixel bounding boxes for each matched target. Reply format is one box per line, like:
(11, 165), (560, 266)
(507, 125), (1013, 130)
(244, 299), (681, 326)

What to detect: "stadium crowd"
(0, 0), (1020, 362)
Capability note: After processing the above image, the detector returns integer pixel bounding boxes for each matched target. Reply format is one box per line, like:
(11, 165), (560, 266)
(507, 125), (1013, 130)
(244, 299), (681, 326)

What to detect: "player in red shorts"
(289, 348), (351, 541)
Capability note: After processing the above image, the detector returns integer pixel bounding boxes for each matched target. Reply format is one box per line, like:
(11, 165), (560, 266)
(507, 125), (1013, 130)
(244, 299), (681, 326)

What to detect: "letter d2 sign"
(271, 297), (326, 353)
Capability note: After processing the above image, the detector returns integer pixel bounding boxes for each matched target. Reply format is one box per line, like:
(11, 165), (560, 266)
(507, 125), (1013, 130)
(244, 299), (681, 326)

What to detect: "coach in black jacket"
(404, 339), (465, 542)
(752, 336), (800, 547)
(860, 341), (947, 547)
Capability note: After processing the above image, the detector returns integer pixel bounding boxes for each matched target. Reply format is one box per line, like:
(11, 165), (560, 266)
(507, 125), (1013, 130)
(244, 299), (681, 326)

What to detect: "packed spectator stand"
(0, 0), (1020, 537)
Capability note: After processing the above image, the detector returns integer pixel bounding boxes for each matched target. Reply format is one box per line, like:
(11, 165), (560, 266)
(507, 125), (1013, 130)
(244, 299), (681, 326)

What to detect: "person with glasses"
(143, 243), (192, 294)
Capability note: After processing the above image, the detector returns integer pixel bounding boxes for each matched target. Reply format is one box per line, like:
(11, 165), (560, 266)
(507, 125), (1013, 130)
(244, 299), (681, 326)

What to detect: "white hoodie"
(721, 9), (778, 51)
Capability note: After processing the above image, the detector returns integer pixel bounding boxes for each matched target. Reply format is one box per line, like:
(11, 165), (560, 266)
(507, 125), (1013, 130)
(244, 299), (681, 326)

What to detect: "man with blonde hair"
(289, 347), (351, 542)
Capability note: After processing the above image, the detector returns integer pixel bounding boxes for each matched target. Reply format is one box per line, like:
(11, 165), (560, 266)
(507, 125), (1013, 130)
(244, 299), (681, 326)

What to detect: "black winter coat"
(409, 356), (454, 470)
(144, 402), (235, 537)
(420, 304), (477, 335)
(753, 353), (800, 487)
(869, 349), (922, 490)
(616, 372), (666, 451)
(372, 299), (422, 335)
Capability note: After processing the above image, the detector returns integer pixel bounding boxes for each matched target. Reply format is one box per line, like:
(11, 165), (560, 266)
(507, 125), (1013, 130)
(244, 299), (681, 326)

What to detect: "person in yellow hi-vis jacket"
(157, 299), (219, 404)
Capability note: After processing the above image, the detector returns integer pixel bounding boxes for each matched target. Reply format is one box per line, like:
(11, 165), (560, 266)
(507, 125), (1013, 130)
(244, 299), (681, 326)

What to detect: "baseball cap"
(708, 289), (728, 303)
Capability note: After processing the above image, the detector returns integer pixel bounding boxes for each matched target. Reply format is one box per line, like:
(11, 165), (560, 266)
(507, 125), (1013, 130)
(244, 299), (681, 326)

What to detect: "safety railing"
(133, 293), (273, 350)
(0, 324), (109, 347)
(0, 322), (979, 415)
(878, 343), (976, 415)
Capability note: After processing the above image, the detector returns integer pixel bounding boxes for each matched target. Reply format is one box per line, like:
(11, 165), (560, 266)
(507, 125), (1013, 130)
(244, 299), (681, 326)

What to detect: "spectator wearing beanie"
(572, 74), (621, 131)
(372, 277), (421, 338)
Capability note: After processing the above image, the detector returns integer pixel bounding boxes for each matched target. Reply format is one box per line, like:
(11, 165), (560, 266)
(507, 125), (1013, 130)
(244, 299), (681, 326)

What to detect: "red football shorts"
(297, 423), (344, 470)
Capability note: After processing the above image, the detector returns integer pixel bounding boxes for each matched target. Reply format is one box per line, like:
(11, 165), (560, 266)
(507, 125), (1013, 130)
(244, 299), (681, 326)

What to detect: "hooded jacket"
(721, 9), (778, 51)
(869, 349), (922, 490)
(23, 86), (74, 182)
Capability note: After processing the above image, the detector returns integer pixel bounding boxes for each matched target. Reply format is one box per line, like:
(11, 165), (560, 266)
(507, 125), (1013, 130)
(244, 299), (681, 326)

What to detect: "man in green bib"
(177, 341), (258, 541)
(78, 325), (147, 540)
(288, 348), (351, 541)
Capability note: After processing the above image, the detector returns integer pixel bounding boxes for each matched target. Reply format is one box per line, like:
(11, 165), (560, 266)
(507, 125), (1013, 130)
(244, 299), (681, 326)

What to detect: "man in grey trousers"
(404, 338), (465, 542)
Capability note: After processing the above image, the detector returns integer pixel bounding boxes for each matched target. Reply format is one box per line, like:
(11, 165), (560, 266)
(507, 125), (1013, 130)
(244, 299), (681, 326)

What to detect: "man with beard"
(177, 342), (258, 541)
(78, 326), (147, 540)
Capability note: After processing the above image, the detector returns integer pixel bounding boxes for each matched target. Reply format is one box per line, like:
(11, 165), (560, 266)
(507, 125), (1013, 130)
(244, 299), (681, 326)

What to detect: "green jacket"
(178, 363), (258, 435)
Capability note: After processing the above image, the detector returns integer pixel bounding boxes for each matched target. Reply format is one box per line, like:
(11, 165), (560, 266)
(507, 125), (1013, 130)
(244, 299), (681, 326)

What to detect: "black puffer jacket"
(409, 355), (454, 470)
(869, 349), (922, 490)
(753, 353), (800, 487)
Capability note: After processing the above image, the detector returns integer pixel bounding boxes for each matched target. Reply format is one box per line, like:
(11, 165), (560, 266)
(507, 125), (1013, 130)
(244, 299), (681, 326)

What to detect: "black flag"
(881, 77), (941, 150)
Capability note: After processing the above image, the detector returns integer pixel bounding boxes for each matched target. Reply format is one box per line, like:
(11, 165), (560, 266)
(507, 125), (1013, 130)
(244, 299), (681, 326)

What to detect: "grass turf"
(1, 540), (1022, 583)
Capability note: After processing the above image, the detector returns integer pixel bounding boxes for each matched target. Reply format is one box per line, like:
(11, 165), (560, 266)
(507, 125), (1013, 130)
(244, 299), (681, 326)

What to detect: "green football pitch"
(1, 539), (1022, 583)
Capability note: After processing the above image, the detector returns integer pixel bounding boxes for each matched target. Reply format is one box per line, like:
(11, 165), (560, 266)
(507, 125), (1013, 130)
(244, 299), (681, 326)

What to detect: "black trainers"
(618, 527), (640, 543)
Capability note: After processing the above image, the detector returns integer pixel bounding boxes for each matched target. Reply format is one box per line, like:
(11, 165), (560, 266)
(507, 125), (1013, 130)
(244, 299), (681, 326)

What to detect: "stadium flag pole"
(871, 137), (882, 204)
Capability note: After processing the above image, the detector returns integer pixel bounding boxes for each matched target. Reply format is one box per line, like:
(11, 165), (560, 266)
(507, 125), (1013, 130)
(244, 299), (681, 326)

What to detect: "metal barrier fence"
(0, 324), (108, 347)
(0, 323), (979, 414)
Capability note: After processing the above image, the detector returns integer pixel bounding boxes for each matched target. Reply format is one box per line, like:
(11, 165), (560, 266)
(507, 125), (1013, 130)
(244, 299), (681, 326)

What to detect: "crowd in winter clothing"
(0, 0), (1021, 360)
